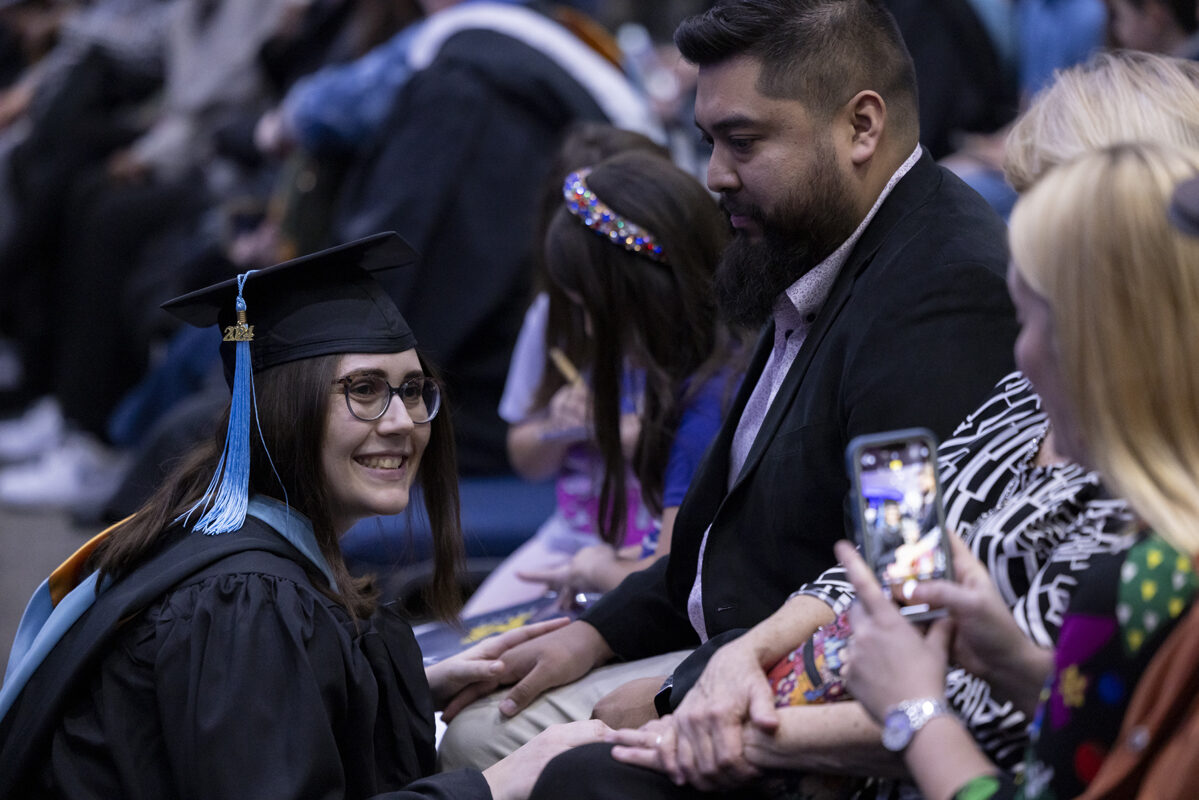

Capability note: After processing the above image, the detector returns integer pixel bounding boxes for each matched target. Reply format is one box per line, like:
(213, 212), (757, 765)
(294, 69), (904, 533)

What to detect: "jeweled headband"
(563, 168), (666, 262)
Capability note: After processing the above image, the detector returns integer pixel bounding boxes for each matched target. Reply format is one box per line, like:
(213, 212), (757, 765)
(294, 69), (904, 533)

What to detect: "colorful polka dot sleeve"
(946, 532), (1193, 800)
(1008, 532), (1195, 799)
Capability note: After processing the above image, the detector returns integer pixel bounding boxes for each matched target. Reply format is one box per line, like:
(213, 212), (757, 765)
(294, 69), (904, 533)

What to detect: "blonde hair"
(1009, 143), (1199, 556)
(1004, 51), (1199, 193)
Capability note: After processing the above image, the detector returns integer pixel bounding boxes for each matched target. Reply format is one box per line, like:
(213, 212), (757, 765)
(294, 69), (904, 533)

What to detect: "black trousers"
(530, 743), (881, 800)
(525, 742), (854, 800)
(53, 171), (209, 437)
(531, 743), (718, 800)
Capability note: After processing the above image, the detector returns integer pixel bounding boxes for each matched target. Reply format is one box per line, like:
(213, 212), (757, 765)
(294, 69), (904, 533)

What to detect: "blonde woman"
(1004, 49), (1199, 193)
(842, 143), (1199, 800)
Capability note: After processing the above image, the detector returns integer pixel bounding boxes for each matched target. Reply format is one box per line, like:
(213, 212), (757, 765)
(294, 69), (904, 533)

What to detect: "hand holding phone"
(846, 428), (953, 621)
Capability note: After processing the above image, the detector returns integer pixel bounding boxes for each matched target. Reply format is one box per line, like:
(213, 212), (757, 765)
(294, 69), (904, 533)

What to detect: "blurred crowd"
(0, 0), (712, 521)
(5, 0), (1199, 798)
(0, 0), (1129, 526)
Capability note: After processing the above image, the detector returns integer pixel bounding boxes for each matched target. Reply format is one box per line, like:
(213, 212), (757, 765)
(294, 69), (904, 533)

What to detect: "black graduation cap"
(1169, 175), (1199, 238)
(160, 231), (421, 535)
(163, 231), (419, 377)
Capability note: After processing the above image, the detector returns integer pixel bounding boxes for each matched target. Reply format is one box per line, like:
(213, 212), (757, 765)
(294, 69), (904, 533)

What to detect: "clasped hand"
(516, 543), (631, 598)
(436, 618), (614, 720)
(425, 617), (571, 719)
(604, 637), (779, 790)
(544, 381), (592, 440)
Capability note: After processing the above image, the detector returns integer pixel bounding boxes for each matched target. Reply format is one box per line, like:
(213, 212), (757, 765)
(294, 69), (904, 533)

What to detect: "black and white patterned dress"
(796, 372), (1135, 769)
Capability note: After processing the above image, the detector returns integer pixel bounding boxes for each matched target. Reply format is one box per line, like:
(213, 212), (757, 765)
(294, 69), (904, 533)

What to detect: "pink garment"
(460, 441), (656, 617)
(554, 442), (656, 548)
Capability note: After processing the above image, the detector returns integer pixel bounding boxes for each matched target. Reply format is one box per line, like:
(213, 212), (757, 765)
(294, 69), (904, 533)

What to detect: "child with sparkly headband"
(465, 150), (746, 621)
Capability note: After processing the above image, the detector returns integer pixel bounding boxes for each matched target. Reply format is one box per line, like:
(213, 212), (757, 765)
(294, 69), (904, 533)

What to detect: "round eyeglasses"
(333, 375), (441, 423)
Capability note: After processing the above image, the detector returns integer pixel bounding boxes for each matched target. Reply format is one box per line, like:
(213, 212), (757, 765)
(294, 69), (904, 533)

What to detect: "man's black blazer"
(582, 151), (1018, 659)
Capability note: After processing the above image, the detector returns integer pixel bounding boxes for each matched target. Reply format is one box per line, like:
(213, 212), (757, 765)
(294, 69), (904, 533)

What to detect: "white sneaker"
(0, 397), (65, 464)
(0, 432), (130, 516)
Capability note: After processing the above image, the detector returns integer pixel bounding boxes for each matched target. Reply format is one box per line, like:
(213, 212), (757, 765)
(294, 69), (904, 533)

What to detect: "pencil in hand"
(549, 347), (582, 385)
(542, 347), (589, 443)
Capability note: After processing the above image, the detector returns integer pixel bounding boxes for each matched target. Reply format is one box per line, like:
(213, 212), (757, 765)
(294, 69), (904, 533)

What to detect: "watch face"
(882, 709), (912, 752)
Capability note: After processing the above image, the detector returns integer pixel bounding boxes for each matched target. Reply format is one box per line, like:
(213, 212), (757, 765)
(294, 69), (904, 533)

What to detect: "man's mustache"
(719, 196), (761, 221)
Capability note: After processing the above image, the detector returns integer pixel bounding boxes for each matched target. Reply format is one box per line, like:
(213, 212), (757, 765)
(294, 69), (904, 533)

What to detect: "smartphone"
(846, 428), (952, 621)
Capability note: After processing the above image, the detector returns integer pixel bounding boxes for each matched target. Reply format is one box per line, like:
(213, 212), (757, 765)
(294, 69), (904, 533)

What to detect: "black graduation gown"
(4, 521), (490, 800)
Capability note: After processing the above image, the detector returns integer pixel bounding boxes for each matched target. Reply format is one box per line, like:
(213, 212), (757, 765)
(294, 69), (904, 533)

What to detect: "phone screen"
(848, 430), (951, 619)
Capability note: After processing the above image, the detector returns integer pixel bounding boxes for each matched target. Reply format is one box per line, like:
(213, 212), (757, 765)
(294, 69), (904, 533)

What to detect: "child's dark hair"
(544, 150), (742, 544)
(531, 122), (672, 411)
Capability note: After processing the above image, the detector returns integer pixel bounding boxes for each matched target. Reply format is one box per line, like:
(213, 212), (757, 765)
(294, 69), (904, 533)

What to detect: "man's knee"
(530, 743), (693, 800)
(438, 685), (586, 771)
(437, 650), (693, 771)
(439, 692), (523, 771)
(531, 743), (616, 799)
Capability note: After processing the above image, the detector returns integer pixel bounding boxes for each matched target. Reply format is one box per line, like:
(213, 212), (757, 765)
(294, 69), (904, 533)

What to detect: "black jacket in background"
(332, 25), (619, 474)
(886, 0), (1018, 159)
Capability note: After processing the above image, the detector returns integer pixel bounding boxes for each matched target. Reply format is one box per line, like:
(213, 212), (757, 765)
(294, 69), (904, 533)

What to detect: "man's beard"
(714, 159), (859, 328)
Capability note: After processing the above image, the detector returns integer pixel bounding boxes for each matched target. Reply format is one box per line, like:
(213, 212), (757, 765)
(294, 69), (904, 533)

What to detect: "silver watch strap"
(898, 697), (950, 728)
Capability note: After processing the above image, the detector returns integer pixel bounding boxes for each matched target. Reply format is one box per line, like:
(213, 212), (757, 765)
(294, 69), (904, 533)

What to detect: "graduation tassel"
(178, 273), (257, 535)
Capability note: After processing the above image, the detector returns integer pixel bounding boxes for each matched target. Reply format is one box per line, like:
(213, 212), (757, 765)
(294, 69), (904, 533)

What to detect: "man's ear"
(845, 90), (885, 166)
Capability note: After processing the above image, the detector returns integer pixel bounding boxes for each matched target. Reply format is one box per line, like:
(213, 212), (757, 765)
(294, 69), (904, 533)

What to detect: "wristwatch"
(881, 697), (951, 752)
(653, 674), (674, 717)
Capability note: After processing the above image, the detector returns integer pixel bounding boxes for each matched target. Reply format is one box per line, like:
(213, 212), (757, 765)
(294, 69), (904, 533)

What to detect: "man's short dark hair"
(675, 0), (919, 131)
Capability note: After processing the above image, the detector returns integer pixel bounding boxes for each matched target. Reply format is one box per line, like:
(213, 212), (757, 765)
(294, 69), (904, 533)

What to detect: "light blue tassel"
(178, 274), (258, 535)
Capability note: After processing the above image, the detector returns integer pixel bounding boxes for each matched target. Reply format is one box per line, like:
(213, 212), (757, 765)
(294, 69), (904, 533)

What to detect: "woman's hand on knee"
(496, 621), (615, 717)
(429, 617), (573, 715)
(483, 719), (610, 800)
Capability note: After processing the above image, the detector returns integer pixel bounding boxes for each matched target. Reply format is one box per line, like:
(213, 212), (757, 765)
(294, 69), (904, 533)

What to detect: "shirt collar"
(247, 495), (338, 589)
(774, 144), (923, 330)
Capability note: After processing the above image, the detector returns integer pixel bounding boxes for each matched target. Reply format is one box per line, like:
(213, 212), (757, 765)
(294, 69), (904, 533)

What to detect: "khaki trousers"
(437, 649), (692, 771)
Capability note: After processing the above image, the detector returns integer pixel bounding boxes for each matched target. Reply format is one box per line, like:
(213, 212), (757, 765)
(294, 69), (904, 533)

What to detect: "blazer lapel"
(725, 264), (855, 495)
(677, 322), (773, 528)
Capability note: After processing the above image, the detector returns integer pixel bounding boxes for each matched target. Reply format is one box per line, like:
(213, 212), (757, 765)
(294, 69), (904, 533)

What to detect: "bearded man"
(438, 0), (1018, 784)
